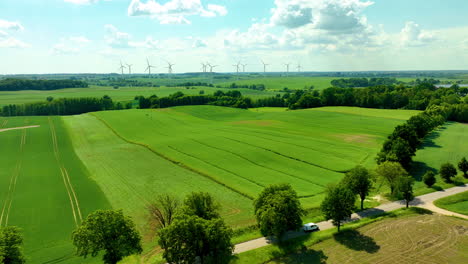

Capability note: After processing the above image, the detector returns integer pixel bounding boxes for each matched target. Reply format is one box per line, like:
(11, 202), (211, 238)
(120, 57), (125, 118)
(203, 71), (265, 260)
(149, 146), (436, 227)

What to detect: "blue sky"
(1, 0), (468, 74)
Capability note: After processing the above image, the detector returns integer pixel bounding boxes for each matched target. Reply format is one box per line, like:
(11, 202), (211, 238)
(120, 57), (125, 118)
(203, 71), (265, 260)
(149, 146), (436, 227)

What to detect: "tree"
(396, 176), (414, 208)
(182, 192), (220, 220)
(321, 184), (356, 232)
(376, 161), (408, 195)
(159, 215), (233, 264)
(423, 171), (436, 187)
(439, 163), (457, 183)
(458, 157), (468, 178)
(147, 194), (179, 230)
(72, 210), (142, 264)
(46, 96), (54, 102)
(342, 165), (373, 210)
(254, 184), (304, 239)
(0, 226), (26, 264)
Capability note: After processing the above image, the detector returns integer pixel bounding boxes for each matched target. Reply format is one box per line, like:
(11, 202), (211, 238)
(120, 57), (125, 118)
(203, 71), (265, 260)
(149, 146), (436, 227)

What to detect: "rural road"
(234, 184), (468, 254)
(0, 125), (40, 133)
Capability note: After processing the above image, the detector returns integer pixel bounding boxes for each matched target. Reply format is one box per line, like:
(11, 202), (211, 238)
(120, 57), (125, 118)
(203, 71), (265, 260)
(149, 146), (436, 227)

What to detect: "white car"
(302, 223), (320, 232)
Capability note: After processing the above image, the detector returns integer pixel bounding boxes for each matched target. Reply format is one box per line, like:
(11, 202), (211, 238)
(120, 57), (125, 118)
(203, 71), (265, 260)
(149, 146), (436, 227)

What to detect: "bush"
(439, 163), (457, 183)
(423, 171), (436, 187)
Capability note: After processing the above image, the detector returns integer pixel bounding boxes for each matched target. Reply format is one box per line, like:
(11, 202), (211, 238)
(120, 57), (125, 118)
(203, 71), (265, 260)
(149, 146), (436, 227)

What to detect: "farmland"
(434, 191), (468, 215)
(62, 106), (419, 230)
(0, 116), (108, 263)
(266, 213), (468, 264)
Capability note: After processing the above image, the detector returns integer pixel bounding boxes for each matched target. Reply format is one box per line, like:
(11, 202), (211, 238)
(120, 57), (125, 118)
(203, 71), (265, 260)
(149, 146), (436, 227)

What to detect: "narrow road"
(234, 184), (468, 254)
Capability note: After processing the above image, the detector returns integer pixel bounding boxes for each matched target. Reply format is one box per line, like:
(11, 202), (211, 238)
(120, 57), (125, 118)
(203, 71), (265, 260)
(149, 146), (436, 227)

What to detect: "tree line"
(0, 78), (88, 91)
(0, 96), (131, 116)
(330, 77), (400, 88)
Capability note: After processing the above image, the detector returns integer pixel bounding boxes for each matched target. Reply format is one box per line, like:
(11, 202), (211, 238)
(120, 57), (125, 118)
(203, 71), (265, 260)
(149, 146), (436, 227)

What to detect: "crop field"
(434, 191), (468, 215)
(0, 85), (278, 107)
(60, 106), (418, 231)
(0, 116), (108, 263)
(411, 122), (468, 194)
(218, 76), (337, 91)
(268, 213), (468, 264)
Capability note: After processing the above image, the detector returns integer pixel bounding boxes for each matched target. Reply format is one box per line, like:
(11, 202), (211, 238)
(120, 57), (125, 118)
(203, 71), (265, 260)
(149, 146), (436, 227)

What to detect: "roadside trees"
(342, 165), (373, 210)
(396, 176), (415, 208)
(376, 161), (408, 195)
(254, 184), (304, 240)
(423, 171), (436, 187)
(147, 194), (179, 230)
(321, 184), (356, 232)
(72, 210), (142, 264)
(440, 163), (457, 183)
(458, 157), (468, 178)
(0, 226), (26, 264)
(159, 192), (233, 264)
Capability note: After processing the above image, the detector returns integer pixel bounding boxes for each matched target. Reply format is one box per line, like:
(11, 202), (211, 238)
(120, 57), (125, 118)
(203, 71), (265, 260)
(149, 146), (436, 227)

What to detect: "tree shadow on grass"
(410, 161), (437, 181)
(332, 229), (380, 253)
(270, 248), (328, 264)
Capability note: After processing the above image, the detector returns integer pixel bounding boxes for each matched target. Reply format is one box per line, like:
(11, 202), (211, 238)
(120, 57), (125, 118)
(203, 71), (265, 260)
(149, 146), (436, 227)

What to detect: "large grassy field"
(434, 191), (468, 215)
(62, 106), (418, 233)
(411, 122), (468, 195)
(266, 213), (467, 264)
(0, 85), (277, 107)
(0, 116), (109, 264)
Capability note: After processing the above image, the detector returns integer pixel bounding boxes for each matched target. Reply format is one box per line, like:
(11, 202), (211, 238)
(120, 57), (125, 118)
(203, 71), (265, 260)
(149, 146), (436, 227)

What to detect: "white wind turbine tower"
(297, 63), (302, 72)
(208, 63), (218, 73)
(126, 63), (133, 74)
(241, 63), (247, 73)
(118, 61), (126, 75)
(201, 63), (207, 73)
(284, 63), (291, 74)
(261, 60), (269, 73)
(232, 62), (240, 73)
(165, 61), (175, 74)
(145, 58), (156, 76)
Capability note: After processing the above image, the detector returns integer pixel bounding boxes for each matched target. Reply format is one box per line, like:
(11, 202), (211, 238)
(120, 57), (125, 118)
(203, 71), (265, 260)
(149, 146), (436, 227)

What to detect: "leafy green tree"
(182, 192), (220, 220)
(396, 176), (415, 208)
(321, 184), (356, 232)
(0, 226), (26, 264)
(342, 165), (373, 210)
(376, 161), (408, 195)
(254, 184), (304, 239)
(147, 194), (179, 229)
(423, 171), (436, 187)
(458, 157), (468, 178)
(159, 215), (233, 264)
(72, 210), (142, 264)
(440, 163), (457, 183)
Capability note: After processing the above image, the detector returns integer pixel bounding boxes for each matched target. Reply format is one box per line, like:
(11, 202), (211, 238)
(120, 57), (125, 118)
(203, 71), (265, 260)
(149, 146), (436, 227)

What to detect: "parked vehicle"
(302, 223), (320, 232)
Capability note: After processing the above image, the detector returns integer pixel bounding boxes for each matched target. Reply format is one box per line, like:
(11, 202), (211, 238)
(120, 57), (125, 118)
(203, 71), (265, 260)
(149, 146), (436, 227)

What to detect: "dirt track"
(0, 125), (40, 133)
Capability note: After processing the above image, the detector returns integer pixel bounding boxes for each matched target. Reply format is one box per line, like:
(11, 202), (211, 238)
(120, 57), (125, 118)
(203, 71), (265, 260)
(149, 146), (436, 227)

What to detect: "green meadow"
(434, 191), (468, 215)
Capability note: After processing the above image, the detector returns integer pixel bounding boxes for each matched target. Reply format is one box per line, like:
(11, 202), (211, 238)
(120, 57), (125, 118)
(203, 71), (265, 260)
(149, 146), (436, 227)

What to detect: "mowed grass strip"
(94, 106), (416, 206)
(0, 116), (109, 264)
(63, 114), (254, 229)
(434, 191), (468, 215)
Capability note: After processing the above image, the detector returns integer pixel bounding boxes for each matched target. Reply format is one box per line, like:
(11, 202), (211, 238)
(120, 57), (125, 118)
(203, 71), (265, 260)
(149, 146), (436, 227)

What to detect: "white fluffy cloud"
(52, 36), (91, 54)
(104, 24), (160, 49)
(400, 21), (435, 47)
(0, 37), (29, 48)
(128, 0), (227, 24)
(0, 19), (24, 31)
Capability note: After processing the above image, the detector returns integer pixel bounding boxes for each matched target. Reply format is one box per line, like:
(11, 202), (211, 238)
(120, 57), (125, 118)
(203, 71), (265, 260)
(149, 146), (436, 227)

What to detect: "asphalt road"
(234, 184), (468, 254)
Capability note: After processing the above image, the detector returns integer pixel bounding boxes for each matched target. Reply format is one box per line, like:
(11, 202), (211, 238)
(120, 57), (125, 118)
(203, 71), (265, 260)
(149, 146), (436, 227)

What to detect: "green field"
(266, 213), (467, 264)
(411, 122), (468, 195)
(434, 191), (468, 215)
(0, 116), (108, 263)
(0, 85), (278, 107)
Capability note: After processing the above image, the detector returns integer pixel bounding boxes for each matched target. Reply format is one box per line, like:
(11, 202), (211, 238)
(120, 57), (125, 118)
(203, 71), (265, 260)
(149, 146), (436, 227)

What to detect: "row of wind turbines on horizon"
(117, 59), (303, 75)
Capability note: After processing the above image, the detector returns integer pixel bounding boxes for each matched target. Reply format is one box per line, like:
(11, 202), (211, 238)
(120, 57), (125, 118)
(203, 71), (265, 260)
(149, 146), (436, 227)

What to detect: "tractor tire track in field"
(0, 128), (26, 227)
(91, 113), (255, 200)
(48, 117), (83, 226)
(190, 138), (327, 189)
(219, 134), (348, 173)
(1, 120), (8, 128)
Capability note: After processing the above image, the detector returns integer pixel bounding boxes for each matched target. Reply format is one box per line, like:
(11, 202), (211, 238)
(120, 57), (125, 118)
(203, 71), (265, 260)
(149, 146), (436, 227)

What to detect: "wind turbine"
(145, 58), (156, 76)
(261, 60), (269, 73)
(165, 61), (175, 74)
(201, 63), (207, 73)
(297, 63), (302, 72)
(284, 63), (291, 73)
(207, 63), (218, 73)
(126, 63), (133, 74)
(232, 61), (241, 73)
(118, 61), (126, 74)
(241, 63), (247, 73)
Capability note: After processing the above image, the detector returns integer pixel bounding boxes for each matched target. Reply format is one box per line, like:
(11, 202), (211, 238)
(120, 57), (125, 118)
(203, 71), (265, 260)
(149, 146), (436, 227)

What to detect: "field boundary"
(49, 117), (83, 226)
(0, 128), (26, 227)
(90, 113), (255, 200)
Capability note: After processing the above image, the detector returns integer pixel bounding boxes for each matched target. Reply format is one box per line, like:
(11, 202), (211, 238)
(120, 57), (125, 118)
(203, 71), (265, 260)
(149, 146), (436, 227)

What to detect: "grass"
(411, 122), (468, 196)
(0, 116), (109, 264)
(434, 191), (468, 215)
(218, 77), (337, 91)
(234, 208), (468, 264)
(0, 85), (278, 106)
